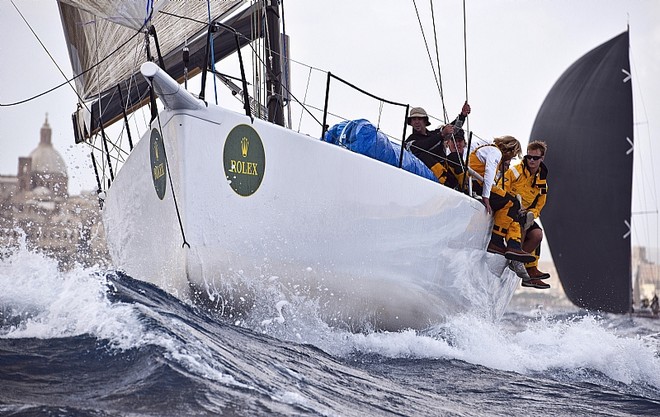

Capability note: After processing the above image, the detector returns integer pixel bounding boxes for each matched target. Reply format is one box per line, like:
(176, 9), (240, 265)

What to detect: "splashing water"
(2, 244), (660, 416)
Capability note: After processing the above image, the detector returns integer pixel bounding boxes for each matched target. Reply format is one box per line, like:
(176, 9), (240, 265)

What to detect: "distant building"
(633, 246), (660, 310)
(0, 115), (108, 269)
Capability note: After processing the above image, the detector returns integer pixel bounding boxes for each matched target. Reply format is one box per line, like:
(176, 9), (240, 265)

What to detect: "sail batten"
(531, 31), (633, 313)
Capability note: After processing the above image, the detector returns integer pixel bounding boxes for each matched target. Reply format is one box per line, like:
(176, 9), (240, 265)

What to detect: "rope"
(296, 67), (313, 132)
(154, 111), (190, 249)
(377, 101), (384, 129)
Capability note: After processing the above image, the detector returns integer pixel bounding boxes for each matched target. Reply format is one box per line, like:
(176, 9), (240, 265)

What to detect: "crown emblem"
(241, 137), (249, 157)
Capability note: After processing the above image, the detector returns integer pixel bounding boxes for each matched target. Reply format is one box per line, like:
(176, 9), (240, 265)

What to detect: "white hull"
(102, 64), (518, 331)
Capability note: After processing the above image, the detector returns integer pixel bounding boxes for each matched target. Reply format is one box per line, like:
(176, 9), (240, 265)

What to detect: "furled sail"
(57, 0), (254, 138)
(530, 31), (633, 313)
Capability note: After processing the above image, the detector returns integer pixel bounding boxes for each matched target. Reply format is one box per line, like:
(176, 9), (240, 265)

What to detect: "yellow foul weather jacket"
(504, 161), (548, 219)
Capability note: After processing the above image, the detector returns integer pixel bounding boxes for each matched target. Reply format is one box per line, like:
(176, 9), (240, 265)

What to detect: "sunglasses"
(524, 155), (543, 161)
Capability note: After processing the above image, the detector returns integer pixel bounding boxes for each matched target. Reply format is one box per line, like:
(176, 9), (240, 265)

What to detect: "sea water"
(1, 245), (659, 416)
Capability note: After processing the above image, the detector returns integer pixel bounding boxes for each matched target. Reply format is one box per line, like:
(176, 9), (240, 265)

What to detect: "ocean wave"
(2, 245), (660, 415)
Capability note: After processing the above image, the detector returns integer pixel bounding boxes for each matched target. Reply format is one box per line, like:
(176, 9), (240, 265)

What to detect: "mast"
(265, 0), (285, 126)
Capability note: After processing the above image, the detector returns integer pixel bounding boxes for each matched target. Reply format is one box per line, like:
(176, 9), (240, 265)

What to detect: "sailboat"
(57, 0), (519, 331)
(530, 31), (637, 314)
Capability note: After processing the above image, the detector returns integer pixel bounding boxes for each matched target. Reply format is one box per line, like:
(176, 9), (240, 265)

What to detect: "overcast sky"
(1, 0), (659, 247)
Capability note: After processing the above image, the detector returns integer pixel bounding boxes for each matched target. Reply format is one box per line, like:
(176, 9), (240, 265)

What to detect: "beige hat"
(407, 107), (430, 126)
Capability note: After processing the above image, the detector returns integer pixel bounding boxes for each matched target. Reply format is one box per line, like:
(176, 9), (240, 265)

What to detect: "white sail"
(58, 0), (245, 102)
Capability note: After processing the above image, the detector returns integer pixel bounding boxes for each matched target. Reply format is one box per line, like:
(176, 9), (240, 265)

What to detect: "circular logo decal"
(223, 124), (265, 196)
(149, 128), (167, 200)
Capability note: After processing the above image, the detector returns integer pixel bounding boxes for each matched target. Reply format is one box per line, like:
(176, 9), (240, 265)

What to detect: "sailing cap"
(407, 107), (431, 126)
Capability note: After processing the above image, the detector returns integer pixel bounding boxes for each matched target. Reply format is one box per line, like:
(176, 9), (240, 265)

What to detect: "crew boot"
(526, 265), (551, 280)
(504, 240), (535, 264)
(521, 278), (551, 289)
(487, 234), (506, 255)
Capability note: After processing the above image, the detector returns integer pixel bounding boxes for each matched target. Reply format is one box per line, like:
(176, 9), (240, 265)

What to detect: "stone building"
(0, 115), (108, 269)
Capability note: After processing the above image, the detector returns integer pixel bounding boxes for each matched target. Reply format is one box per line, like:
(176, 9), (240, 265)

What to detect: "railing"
(319, 71), (474, 195)
(321, 72), (410, 168)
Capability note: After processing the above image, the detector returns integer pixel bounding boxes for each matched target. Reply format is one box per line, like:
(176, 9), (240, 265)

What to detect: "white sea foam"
(4, 244), (659, 392)
(0, 245), (263, 390)
(312, 312), (660, 389)
(0, 246), (147, 350)
(240, 273), (660, 389)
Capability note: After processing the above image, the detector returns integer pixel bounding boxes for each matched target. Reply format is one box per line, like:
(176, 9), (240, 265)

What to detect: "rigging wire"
(428, 0), (447, 122)
(462, 0), (470, 134)
(9, 2), (459, 146)
(233, 4), (472, 138)
(8, 0), (149, 192)
(91, 17), (109, 186)
(411, 0), (445, 117)
(156, 9), (324, 128)
(10, 0), (167, 192)
(296, 66), (313, 132)
(75, 18), (148, 190)
(376, 101), (384, 129)
(121, 36), (154, 155)
(154, 114), (190, 249)
(6, 3), (352, 192)
(9, 3), (470, 156)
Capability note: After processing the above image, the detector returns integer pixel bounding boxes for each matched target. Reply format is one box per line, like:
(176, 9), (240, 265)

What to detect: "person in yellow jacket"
(504, 140), (550, 289)
(468, 136), (535, 264)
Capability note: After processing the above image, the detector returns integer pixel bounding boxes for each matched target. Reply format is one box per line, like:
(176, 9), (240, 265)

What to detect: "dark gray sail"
(530, 31), (633, 313)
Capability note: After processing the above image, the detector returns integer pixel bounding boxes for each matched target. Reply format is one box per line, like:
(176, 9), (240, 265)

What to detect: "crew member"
(468, 136), (535, 264)
(505, 140), (550, 289)
(405, 102), (470, 183)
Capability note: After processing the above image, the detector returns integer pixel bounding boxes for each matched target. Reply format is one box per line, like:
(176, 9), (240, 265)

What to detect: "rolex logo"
(241, 137), (249, 157)
(224, 124), (265, 197)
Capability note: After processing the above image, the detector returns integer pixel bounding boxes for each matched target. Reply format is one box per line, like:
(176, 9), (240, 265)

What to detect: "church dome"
(29, 116), (68, 176)
(30, 145), (68, 175)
